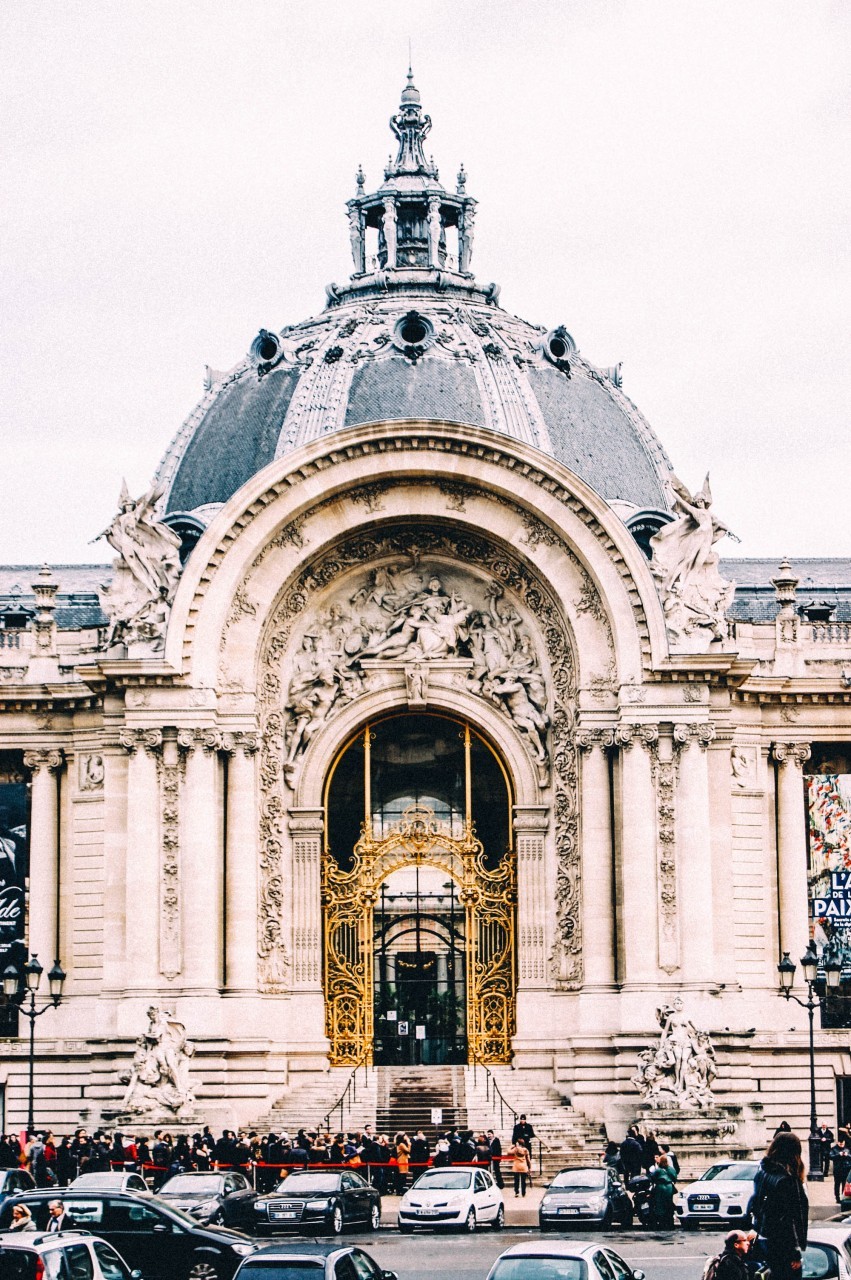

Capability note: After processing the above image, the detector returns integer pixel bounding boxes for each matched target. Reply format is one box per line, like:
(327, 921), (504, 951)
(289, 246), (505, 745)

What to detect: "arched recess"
(323, 712), (516, 1066)
(252, 517), (583, 999)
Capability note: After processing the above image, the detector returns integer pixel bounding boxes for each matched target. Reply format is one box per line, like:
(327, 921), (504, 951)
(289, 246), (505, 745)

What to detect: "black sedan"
(0, 1188), (259, 1280)
(234, 1242), (398, 1280)
(158, 1170), (259, 1229)
(252, 1170), (382, 1236)
(539, 1167), (634, 1230)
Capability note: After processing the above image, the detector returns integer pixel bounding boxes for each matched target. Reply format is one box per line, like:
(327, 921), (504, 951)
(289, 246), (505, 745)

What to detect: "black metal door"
(373, 873), (467, 1065)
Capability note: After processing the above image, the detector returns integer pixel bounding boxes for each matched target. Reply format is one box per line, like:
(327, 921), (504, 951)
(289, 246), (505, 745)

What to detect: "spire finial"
(389, 62), (432, 175)
(356, 164), (365, 195)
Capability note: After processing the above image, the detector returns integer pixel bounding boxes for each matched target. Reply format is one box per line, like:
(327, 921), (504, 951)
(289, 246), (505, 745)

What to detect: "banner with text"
(808, 774), (851, 949)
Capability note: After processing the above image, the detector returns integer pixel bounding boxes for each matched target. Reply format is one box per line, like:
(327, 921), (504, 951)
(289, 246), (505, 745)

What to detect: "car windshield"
(161, 1175), (223, 1195)
(802, 1246), (840, 1279)
(234, 1265), (325, 1279)
(551, 1171), (606, 1191)
(413, 1171), (472, 1191)
(700, 1164), (758, 1182)
(274, 1175), (340, 1195)
(491, 1258), (587, 1280)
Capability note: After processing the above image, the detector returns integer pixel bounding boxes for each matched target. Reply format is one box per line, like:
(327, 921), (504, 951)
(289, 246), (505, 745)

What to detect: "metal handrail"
(322, 1054), (372, 1133)
(470, 1055), (544, 1177)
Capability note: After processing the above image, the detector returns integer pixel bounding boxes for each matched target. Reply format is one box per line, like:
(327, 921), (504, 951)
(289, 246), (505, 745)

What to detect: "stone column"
(772, 741), (812, 964)
(180, 730), (223, 993)
(674, 723), (716, 984)
(119, 729), (163, 992)
(101, 749), (128, 991)
(225, 733), (260, 993)
(288, 808), (324, 990)
(514, 806), (549, 987)
(615, 724), (659, 985)
(577, 730), (615, 988)
(23, 750), (63, 969)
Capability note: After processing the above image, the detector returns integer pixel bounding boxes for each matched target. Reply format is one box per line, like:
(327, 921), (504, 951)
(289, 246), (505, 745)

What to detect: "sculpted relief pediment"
(282, 557), (550, 782)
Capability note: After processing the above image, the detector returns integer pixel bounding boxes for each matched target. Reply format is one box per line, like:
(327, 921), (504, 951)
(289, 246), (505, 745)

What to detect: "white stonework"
(2, 71), (851, 1145)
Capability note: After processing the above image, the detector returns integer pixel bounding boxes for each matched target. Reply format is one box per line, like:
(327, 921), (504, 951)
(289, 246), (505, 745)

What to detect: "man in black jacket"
(511, 1115), (535, 1145)
(619, 1128), (644, 1181)
(829, 1136), (851, 1204)
(487, 1130), (504, 1188)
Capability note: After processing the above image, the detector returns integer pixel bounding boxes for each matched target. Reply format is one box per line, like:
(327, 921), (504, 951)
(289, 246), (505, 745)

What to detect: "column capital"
(176, 727), (225, 755)
(614, 722), (659, 751)
(23, 748), (64, 774)
(235, 730), (260, 757)
(771, 741), (812, 769)
(118, 728), (163, 756)
(673, 722), (717, 751)
(576, 727), (615, 753)
(512, 804), (549, 833)
(288, 807), (324, 836)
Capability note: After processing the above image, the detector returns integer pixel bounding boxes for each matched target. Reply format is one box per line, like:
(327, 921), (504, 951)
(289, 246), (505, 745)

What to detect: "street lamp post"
(777, 941), (849, 1183)
(2, 954), (66, 1134)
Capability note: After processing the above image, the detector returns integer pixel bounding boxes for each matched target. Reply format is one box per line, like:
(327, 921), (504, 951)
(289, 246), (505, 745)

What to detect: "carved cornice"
(771, 741), (812, 769)
(23, 748), (63, 774)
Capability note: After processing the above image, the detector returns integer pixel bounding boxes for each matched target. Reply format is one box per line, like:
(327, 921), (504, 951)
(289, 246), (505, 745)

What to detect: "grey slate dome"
(155, 73), (674, 525)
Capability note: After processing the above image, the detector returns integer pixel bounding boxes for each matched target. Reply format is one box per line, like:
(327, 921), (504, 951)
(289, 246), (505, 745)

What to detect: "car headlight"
(195, 1199), (220, 1215)
(541, 1196), (554, 1208)
(233, 1243), (257, 1257)
(306, 1199), (331, 1210)
(254, 1200), (269, 1210)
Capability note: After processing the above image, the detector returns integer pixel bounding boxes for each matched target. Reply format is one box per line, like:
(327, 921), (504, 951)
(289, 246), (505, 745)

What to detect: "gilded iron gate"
(322, 800), (516, 1066)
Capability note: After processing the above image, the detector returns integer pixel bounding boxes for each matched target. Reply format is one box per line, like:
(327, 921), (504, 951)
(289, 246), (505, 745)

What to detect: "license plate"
(418, 1209), (440, 1217)
(559, 1207), (581, 1215)
(271, 1210), (299, 1219)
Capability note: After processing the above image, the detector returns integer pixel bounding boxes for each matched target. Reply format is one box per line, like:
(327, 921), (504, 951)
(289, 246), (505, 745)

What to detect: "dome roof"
(154, 73), (674, 527)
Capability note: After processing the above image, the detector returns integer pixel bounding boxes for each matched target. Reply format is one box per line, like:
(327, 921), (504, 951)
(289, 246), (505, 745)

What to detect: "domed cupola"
(154, 70), (675, 541)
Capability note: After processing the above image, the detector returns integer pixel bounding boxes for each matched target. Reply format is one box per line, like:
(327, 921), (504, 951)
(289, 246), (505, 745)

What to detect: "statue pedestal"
(635, 1100), (765, 1178)
(102, 1107), (205, 1133)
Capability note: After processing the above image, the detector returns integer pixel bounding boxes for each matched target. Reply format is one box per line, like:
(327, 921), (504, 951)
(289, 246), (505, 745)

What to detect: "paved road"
(330, 1226), (719, 1280)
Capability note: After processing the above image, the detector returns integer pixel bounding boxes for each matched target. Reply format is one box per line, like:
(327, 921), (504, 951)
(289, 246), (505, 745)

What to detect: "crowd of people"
(0, 1115), (539, 1198)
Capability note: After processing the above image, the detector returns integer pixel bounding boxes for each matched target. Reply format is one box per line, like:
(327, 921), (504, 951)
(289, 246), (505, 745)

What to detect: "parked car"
(539, 1167), (633, 1231)
(673, 1161), (759, 1229)
(398, 1165), (504, 1233)
(0, 1167), (35, 1210)
(0, 1189), (258, 1280)
(70, 1171), (151, 1195)
(802, 1226), (851, 1280)
(158, 1170), (259, 1229)
(252, 1169), (382, 1235)
(0, 1231), (141, 1280)
(486, 1240), (647, 1280)
(233, 1241), (398, 1280)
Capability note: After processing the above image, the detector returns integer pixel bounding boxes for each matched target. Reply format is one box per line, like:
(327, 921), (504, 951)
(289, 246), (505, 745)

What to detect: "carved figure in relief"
(79, 754), (104, 792)
(359, 576), (471, 660)
(731, 746), (755, 788)
(96, 480), (182, 650)
(382, 200), (397, 269)
(427, 197), (442, 267)
(633, 997), (717, 1110)
(284, 636), (341, 776)
(649, 475), (737, 648)
(120, 1006), (195, 1115)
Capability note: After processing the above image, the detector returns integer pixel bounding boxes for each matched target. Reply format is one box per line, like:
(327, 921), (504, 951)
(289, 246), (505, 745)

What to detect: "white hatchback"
(398, 1166), (505, 1232)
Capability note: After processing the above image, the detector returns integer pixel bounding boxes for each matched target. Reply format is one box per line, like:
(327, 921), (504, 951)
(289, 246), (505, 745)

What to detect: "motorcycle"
(627, 1174), (654, 1229)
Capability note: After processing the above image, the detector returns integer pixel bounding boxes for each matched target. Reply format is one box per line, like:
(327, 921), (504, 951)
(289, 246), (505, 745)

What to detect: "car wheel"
(369, 1203), (381, 1231)
(328, 1203), (344, 1235)
(492, 1204), (505, 1231)
(188, 1258), (220, 1280)
(211, 1208), (225, 1225)
(464, 1207), (476, 1233)
(398, 1221), (414, 1234)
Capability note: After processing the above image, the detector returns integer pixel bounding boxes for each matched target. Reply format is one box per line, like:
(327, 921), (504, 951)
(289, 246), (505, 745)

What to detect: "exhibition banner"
(808, 774), (851, 947)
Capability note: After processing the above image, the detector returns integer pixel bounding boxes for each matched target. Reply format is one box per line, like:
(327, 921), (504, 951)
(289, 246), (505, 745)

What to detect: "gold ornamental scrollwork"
(322, 802), (516, 1067)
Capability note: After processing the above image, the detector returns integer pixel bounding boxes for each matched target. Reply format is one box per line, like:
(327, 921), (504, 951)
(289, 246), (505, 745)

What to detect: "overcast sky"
(2, 1), (849, 569)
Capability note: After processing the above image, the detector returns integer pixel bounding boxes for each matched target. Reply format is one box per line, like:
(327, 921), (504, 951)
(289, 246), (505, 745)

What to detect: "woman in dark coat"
(647, 1153), (677, 1228)
(751, 1131), (808, 1280)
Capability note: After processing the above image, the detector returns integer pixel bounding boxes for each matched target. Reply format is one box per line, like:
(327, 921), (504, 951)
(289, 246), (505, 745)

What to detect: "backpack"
(703, 1253), (723, 1280)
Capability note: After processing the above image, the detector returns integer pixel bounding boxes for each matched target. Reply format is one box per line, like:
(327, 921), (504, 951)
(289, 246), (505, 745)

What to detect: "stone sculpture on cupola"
(649, 473), (737, 651)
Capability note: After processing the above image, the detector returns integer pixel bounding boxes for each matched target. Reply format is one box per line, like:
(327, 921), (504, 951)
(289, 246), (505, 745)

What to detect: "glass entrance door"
(373, 869), (467, 1065)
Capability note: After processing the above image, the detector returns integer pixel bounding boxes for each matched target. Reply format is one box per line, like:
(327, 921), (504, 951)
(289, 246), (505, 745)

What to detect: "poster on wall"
(0, 779), (28, 1035)
(807, 774), (851, 951)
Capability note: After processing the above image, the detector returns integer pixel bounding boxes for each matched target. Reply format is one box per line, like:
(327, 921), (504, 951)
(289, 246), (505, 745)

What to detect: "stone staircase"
(375, 1065), (466, 1143)
(464, 1066), (607, 1180)
(250, 1065), (378, 1137)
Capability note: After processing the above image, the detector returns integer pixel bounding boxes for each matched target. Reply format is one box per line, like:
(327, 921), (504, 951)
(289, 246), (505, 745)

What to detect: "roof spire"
(388, 64), (436, 178)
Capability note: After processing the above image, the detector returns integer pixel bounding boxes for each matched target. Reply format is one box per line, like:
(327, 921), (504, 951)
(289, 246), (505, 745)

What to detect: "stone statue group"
(632, 997), (718, 1110)
(120, 1005), (196, 1116)
(284, 565), (549, 779)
